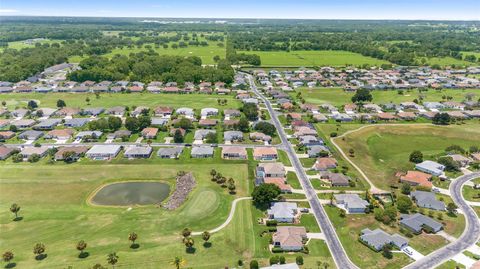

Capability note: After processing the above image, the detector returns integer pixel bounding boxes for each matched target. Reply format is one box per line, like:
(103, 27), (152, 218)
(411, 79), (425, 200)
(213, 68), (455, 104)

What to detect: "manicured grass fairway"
(239, 50), (390, 67)
(333, 124), (480, 190)
(419, 56), (476, 67)
(294, 87), (480, 107)
(0, 160), (251, 268)
(0, 93), (241, 110)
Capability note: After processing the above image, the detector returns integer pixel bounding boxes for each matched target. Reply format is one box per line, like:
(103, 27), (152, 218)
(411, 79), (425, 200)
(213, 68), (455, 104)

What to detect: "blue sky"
(0, 0), (479, 20)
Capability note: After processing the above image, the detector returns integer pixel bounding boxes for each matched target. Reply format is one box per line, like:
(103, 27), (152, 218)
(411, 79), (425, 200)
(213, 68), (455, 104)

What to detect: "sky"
(0, 0), (479, 20)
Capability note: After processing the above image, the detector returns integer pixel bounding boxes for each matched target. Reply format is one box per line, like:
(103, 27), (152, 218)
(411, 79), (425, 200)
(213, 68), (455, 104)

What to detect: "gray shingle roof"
(400, 213), (443, 233)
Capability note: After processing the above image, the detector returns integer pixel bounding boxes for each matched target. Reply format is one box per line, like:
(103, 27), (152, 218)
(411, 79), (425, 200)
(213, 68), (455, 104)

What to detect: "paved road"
(404, 172), (480, 269)
(191, 197), (252, 236)
(245, 74), (359, 269)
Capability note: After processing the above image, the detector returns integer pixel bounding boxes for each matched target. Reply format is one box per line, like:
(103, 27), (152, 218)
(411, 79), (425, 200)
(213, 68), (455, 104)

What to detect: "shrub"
(296, 256), (304, 265)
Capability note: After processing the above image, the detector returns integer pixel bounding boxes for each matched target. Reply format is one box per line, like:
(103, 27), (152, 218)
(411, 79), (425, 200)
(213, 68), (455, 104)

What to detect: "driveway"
(402, 246), (425, 261)
(452, 253), (476, 268)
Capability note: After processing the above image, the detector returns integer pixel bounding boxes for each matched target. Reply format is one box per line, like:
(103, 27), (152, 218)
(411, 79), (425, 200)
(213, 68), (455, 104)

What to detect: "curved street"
(245, 73), (359, 269)
(404, 172), (480, 269)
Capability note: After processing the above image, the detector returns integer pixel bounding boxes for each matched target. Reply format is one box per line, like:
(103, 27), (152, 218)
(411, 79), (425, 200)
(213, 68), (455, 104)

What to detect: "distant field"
(461, 51), (480, 58)
(334, 124), (480, 189)
(294, 87), (480, 107)
(68, 33), (225, 65)
(0, 39), (64, 52)
(419, 56), (476, 67)
(0, 93), (240, 110)
(239, 50), (391, 67)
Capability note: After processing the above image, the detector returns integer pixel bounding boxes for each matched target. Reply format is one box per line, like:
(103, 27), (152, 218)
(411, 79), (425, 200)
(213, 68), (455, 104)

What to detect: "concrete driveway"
(402, 246), (425, 261)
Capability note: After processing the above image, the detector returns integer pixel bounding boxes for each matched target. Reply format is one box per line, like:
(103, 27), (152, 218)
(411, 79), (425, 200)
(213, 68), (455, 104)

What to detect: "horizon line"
(0, 15), (479, 22)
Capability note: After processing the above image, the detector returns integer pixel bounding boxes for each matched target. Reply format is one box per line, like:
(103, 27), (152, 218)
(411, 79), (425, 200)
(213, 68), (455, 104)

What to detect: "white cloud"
(0, 9), (18, 13)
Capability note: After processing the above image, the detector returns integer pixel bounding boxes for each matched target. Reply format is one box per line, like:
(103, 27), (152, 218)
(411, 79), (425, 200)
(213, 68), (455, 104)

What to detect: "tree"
(125, 117), (139, 132)
(382, 244), (393, 259)
(396, 195), (413, 213)
(1, 101), (6, 107)
(107, 253), (119, 268)
(295, 255), (304, 265)
(175, 118), (193, 130)
(170, 256), (186, 269)
(183, 236), (194, 249)
(437, 156), (459, 172)
(401, 183), (411, 195)
(107, 116), (122, 131)
(181, 228), (191, 238)
(56, 99), (66, 108)
(210, 169), (217, 178)
(447, 202), (458, 215)
(76, 240), (87, 258)
(27, 100), (38, 110)
(86, 97), (91, 104)
(202, 231), (211, 245)
(33, 243), (46, 260)
(237, 117), (250, 132)
(2, 251), (14, 267)
(205, 132), (217, 144)
(351, 88), (373, 103)
(137, 115), (151, 130)
(432, 112), (450, 125)
(252, 184), (281, 206)
(254, 121), (275, 136)
(242, 103), (258, 121)
(128, 232), (138, 248)
(10, 203), (20, 220)
(173, 129), (184, 143)
(409, 150), (423, 163)
(250, 260), (259, 269)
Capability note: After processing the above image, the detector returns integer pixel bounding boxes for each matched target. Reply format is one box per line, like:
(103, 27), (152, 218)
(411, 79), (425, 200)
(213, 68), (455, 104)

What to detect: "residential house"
(250, 132), (272, 143)
(253, 147), (278, 161)
(448, 154), (471, 167)
(0, 146), (15, 160)
(307, 145), (330, 158)
(107, 130), (131, 140)
(222, 146), (247, 160)
(0, 131), (15, 140)
(11, 119), (36, 129)
(400, 171), (433, 188)
(272, 226), (307, 251)
(33, 119), (62, 130)
(415, 160), (445, 176)
(75, 131), (103, 140)
(191, 146), (214, 158)
(55, 107), (80, 117)
(64, 118), (91, 128)
(106, 106), (126, 116)
(224, 109), (241, 118)
(141, 127), (158, 139)
(45, 129), (74, 140)
(154, 107), (174, 117)
(200, 108), (218, 118)
(86, 145), (122, 160)
(313, 157), (337, 171)
(411, 191), (446, 211)
(20, 146), (49, 159)
(224, 131), (243, 142)
(267, 202), (298, 223)
(124, 145), (153, 159)
(81, 107), (104, 116)
(399, 213), (443, 234)
(157, 147), (183, 159)
(18, 130), (44, 140)
(194, 129), (216, 141)
(320, 172), (350, 187)
(131, 106), (149, 117)
(199, 119), (218, 128)
(54, 146), (89, 161)
(176, 107), (195, 118)
(334, 194), (369, 214)
(360, 228), (408, 251)
(151, 117), (169, 126)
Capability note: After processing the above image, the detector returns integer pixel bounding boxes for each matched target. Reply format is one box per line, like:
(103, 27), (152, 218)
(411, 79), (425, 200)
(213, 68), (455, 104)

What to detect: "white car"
(403, 247), (413, 255)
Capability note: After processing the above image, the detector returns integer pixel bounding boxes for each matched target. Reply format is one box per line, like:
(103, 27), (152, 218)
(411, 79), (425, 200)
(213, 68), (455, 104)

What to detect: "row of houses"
(254, 66), (480, 91)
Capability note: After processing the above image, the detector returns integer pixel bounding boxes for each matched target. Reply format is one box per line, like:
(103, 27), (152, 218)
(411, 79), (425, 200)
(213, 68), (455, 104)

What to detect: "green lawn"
(324, 206), (413, 269)
(240, 50), (390, 67)
(295, 87), (480, 107)
(1, 39), (64, 52)
(435, 260), (466, 269)
(0, 160), (253, 268)
(0, 93), (240, 110)
(333, 124), (480, 190)
(463, 185), (480, 202)
(418, 56), (476, 67)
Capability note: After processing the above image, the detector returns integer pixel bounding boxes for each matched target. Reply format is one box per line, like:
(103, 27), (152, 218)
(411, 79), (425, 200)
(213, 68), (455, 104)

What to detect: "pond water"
(91, 182), (170, 206)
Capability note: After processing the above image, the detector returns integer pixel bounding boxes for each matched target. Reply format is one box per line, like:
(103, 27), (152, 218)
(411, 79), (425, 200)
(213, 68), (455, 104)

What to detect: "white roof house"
(86, 145), (121, 160)
(415, 160), (445, 176)
(267, 202), (298, 223)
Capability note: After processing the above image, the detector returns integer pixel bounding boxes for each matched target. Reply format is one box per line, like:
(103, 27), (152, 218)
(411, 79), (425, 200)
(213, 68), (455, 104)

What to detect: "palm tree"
(210, 169), (217, 178)
(170, 256), (186, 269)
(2, 251), (14, 267)
(33, 243), (45, 260)
(202, 231), (211, 245)
(181, 228), (191, 238)
(107, 253), (119, 269)
(183, 237), (194, 249)
(76, 240), (87, 257)
(10, 203), (20, 220)
(128, 232), (138, 248)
